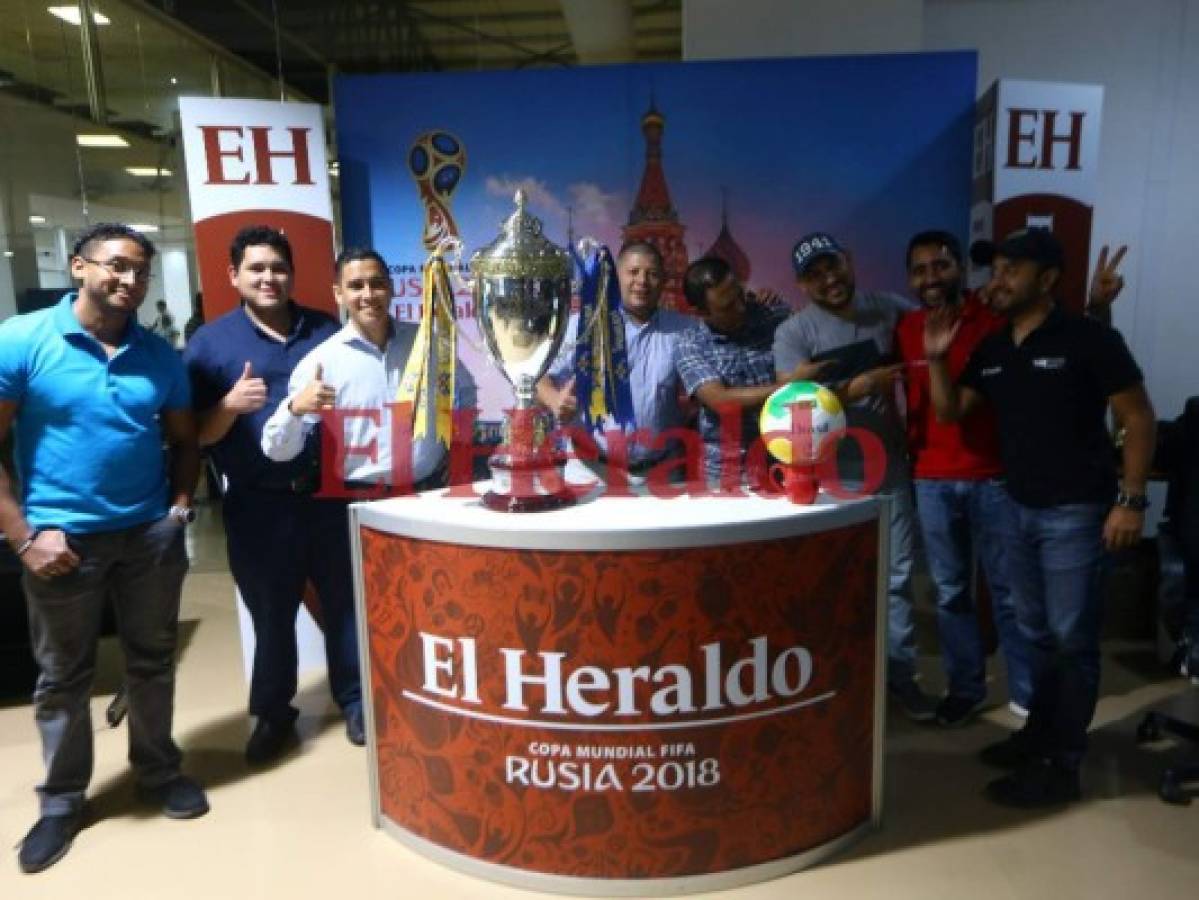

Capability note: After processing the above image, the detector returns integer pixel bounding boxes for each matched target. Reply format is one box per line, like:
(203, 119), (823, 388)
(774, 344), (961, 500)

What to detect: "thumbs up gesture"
(288, 362), (337, 416)
(223, 360), (267, 414)
(539, 374), (579, 423)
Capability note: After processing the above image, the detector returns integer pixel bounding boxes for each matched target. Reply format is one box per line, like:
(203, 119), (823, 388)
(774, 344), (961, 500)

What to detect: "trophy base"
(481, 490), (575, 513)
(484, 455), (577, 514)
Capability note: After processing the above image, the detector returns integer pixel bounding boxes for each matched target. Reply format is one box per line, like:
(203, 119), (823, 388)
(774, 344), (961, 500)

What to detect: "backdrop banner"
(334, 52), (977, 427)
(179, 97), (340, 680)
(971, 79), (1105, 310)
(179, 97), (338, 321)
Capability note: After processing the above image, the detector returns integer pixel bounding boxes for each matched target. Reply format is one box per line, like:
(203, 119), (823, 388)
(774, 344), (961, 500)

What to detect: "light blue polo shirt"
(548, 306), (695, 463)
(0, 293), (191, 533)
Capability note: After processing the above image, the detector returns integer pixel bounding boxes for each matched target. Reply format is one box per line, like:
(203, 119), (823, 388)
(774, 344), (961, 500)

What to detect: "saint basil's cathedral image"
(622, 101), (752, 314)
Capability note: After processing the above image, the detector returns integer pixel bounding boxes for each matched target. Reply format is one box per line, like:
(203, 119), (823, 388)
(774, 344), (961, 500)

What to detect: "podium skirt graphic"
(351, 491), (887, 894)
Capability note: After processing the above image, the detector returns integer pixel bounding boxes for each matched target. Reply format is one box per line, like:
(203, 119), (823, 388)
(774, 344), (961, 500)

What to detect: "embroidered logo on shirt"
(1032, 357), (1066, 370)
(980, 366), (1002, 376)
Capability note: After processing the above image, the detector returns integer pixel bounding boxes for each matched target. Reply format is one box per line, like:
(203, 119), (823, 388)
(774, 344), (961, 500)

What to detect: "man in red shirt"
(896, 231), (1124, 726)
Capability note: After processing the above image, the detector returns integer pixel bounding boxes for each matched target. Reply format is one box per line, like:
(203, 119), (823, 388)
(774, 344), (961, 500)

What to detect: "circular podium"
(350, 486), (887, 895)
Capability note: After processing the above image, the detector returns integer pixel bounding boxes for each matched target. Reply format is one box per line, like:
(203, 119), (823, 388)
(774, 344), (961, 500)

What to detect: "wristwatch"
(169, 505), (197, 524)
(1114, 490), (1150, 511)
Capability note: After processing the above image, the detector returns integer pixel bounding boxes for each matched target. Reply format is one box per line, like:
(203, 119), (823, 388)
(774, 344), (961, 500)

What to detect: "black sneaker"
(344, 703), (366, 747)
(18, 813), (82, 874)
(139, 775), (210, 819)
(245, 717), (298, 766)
(888, 679), (937, 722)
(936, 694), (986, 727)
(985, 759), (1081, 808)
(978, 729), (1039, 769)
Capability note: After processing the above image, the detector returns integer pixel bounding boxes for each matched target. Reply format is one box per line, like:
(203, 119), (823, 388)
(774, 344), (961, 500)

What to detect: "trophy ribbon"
(572, 246), (635, 432)
(396, 253), (457, 444)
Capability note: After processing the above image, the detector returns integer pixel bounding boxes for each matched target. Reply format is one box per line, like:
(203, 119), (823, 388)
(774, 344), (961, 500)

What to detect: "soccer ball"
(759, 381), (846, 464)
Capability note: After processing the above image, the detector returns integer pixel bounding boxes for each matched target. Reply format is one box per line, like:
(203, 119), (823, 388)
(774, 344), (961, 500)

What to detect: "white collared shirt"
(261, 321), (476, 485)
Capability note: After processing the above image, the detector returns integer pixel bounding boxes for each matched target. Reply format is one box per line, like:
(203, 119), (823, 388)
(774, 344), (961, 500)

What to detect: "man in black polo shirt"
(924, 228), (1155, 807)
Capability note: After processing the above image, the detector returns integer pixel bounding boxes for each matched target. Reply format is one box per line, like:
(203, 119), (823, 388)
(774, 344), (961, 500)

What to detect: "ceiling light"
(76, 133), (129, 148)
(170, 77), (178, 85)
(29, 215), (47, 225)
(48, 6), (111, 26)
(127, 223), (159, 233)
(125, 167), (172, 177)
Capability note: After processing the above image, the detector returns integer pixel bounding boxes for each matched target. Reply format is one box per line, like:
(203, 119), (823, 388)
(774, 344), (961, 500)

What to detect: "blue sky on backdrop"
(335, 51), (976, 301)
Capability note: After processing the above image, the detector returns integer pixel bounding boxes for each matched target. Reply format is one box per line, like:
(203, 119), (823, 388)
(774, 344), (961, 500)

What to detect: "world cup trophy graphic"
(408, 131), (466, 252)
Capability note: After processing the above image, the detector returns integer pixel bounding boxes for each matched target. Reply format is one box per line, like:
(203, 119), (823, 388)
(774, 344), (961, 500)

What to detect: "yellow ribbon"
(396, 254), (456, 444)
(588, 259), (614, 421)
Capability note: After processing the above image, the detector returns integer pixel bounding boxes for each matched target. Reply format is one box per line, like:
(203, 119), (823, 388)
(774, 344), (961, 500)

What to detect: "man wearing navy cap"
(925, 227), (1155, 806)
(772, 232), (932, 721)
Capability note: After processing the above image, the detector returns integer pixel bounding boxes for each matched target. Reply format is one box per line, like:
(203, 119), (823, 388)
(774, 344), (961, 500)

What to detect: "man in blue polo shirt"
(0, 222), (206, 874)
(183, 225), (362, 763)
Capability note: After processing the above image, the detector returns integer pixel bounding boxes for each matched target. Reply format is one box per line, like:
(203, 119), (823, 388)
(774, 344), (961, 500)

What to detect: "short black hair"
(617, 240), (664, 269)
(72, 222), (156, 261)
(906, 230), (962, 270)
(230, 225), (293, 270)
(682, 256), (732, 311)
(335, 247), (391, 279)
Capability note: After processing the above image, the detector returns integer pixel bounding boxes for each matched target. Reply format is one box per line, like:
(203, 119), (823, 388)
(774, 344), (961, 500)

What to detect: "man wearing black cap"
(773, 232), (932, 720)
(925, 227), (1155, 807)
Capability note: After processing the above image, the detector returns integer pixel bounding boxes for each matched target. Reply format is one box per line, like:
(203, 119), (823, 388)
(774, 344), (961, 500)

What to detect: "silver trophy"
(469, 190), (575, 512)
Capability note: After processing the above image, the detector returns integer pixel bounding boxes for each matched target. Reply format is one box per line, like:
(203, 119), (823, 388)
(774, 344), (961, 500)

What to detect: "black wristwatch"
(1114, 490), (1150, 512)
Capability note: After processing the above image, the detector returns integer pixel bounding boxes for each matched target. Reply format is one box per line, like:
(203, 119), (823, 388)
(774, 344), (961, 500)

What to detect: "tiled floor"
(1, 502), (1198, 898)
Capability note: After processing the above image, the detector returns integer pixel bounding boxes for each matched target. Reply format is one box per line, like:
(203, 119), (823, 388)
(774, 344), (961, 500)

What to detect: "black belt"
(241, 477), (316, 496)
(343, 463), (447, 496)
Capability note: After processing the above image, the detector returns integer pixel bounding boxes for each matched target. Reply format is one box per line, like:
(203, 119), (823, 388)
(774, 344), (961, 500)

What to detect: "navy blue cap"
(792, 232), (844, 276)
(994, 228), (1064, 270)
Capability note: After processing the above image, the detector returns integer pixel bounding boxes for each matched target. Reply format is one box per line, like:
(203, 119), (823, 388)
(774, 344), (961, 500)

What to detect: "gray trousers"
(22, 515), (188, 815)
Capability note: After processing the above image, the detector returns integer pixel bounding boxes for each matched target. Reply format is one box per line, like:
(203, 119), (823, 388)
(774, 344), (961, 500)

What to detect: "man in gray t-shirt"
(773, 232), (931, 721)
(773, 287), (912, 489)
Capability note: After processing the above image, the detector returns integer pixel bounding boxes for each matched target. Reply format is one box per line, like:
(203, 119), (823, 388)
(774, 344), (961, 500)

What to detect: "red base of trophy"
(483, 455), (576, 513)
(483, 406), (577, 513)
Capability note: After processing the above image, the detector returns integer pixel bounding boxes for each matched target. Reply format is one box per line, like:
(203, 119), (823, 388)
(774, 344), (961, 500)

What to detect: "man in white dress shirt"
(261, 248), (475, 492)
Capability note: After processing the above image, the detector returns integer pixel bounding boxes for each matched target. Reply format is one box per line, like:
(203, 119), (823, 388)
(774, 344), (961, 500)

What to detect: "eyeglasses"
(81, 256), (151, 283)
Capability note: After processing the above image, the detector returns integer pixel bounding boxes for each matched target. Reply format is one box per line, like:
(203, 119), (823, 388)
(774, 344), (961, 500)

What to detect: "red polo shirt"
(895, 292), (1004, 480)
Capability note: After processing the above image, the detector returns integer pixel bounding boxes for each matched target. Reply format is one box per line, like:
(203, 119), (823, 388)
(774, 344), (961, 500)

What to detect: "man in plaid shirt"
(675, 256), (824, 482)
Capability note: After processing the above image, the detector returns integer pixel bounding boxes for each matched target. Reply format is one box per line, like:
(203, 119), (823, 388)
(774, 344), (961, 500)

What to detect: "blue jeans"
(882, 482), (919, 687)
(914, 478), (1032, 706)
(1008, 501), (1109, 768)
(223, 490), (361, 721)
(23, 516), (189, 815)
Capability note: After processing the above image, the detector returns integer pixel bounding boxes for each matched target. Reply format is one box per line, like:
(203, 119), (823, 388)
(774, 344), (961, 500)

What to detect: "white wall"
(684, 0), (1199, 422)
(684, 0), (924, 58)
(924, 0), (1199, 422)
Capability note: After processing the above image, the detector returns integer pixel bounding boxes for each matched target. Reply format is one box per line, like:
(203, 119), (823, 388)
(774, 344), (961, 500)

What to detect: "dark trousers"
(23, 516), (188, 815)
(222, 489), (360, 722)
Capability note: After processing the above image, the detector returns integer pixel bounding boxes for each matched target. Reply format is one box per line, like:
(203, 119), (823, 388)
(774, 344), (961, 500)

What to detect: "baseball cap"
(791, 232), (844, 276)
(993, 228), (1064, 270)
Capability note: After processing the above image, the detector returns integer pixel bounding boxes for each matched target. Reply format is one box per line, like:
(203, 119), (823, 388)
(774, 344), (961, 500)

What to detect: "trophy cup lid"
(468, 190), (572, 280)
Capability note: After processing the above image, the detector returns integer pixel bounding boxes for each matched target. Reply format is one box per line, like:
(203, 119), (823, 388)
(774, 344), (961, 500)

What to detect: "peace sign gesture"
(1088, 244), (1128, 308)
